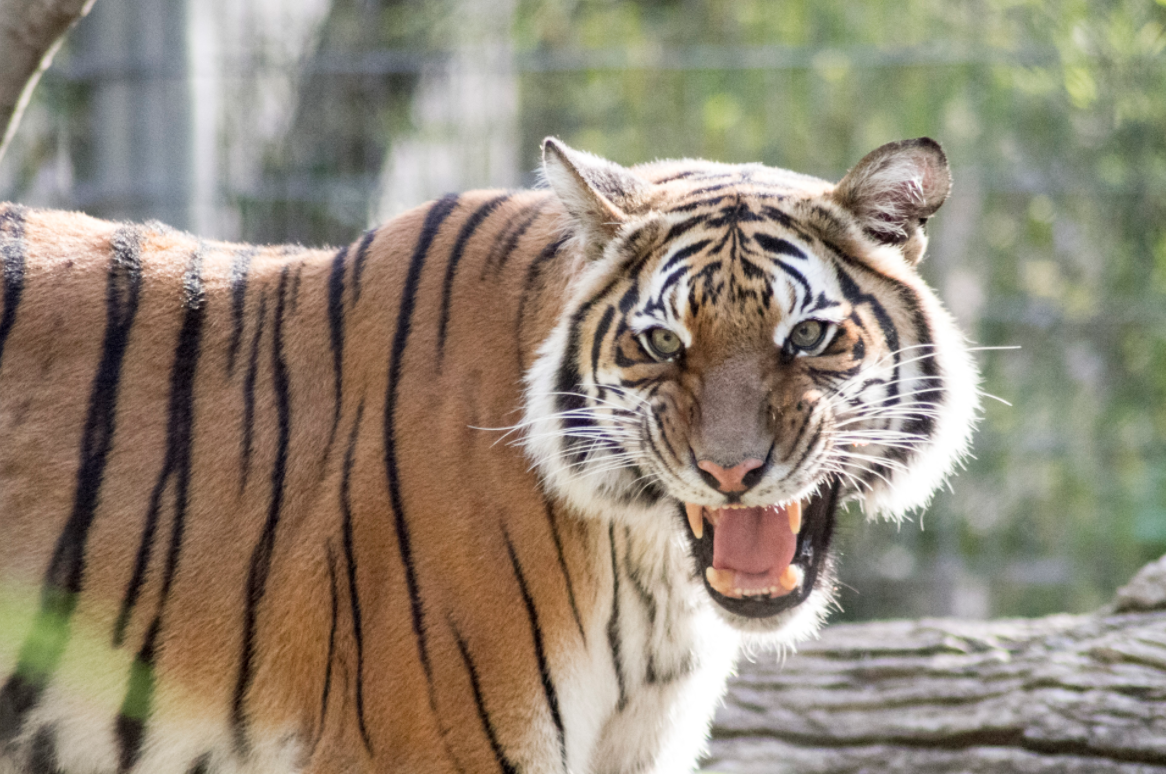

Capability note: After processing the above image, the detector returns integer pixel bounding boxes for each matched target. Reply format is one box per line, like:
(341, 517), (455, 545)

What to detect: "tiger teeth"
(685, 502), (704, 539)
(686, 500), (805, 538)
(779, 564), (804, 591)
(705, 566), (804, 598)
(705, 567), (738, 597)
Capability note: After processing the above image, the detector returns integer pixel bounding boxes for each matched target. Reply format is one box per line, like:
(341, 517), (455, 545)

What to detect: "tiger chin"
(0, 137), (977, 774)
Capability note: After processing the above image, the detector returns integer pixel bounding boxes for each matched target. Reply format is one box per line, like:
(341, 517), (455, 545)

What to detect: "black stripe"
(590, 305), (615, 381)
(351, 228), (377, 302)
(657, 238), (711, 277)
(668, 194), (729, 214)
(656, 262), (695, 300)
(788, 419), (823, 474)
(340, 401), (372, 753)
(621, 528), (662, 684)
(643, 411), (680, 469)
(482, 199), (546, 280)
(289, 263), (304, 313)
(0, 204), (27, 375)
(383, 194), (460, 711)
(753, 232), (807, 261)
(773, 258), (811, 310)
(451, 625), (519, 774)
(186, 754), (211, 774)
(116, 619), (156, 772)
(0, 674), (38, 745)
(554, 332), (590, 466)
(327, 245), (348, 447)
(653, 170), (698, 183)
(543, 502), (585, 642)
(606, 524), (628, 710)
(438, 194), (510, 360)
(316, 545), (340, 749)
(515, 235), (570, 373)
(115, 247), (206, 646)
(226, 247), (255, 375)
(28, 726), (61, 774)
(739, 255), (767, 281)
(115, 246), (206, 768)
(834, 266), (901, 402)
(232, 266), (293, 752)
(623, 528), (659, 629)
(682, 181), (738, 198)
(549, 270), (625, 463)
(504, 537), (566, 768)
(2, 226), (143, 740)
(239, 293), (267, 493)
(661, 214), (704, 243)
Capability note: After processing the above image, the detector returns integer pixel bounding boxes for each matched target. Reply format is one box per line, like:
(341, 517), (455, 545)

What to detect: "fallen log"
(706, 556), (1166, 773)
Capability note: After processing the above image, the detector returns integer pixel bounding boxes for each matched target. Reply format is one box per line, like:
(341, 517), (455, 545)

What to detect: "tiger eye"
(790, 320), (826, 350)
(648, 327), (683, 359)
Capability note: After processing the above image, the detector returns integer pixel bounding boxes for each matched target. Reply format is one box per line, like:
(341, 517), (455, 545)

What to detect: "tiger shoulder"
(0, 137), (979, 774)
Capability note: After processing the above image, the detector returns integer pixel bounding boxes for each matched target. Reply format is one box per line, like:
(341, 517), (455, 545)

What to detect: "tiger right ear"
(831, 138), (951, 261)
(542, 138), (652, 258)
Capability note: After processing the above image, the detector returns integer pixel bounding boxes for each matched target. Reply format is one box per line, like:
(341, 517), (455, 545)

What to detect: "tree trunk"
(706, 556), (1166, 773)
(0, 0), (96, 162)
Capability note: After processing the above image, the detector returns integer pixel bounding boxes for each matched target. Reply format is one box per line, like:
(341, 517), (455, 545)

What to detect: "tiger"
(0, 136), (979, 774)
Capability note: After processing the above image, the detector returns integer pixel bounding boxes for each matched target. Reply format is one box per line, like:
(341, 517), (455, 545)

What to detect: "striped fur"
(0, 138), (978, 774)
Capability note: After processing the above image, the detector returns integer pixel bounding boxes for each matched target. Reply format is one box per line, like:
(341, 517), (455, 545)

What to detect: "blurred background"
(1, 0), (1164, 622)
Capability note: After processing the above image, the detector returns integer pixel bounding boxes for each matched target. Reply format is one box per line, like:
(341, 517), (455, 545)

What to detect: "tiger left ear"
(542, 137), (652, 258)
(831, 138), (951, 264)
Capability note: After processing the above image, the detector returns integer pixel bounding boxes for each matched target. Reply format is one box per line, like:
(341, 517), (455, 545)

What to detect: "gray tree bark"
(0, 0), (95, 163)
(707, 556), (1166, 773)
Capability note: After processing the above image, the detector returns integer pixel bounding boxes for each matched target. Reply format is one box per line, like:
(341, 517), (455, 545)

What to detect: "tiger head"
(524, 138), (979, 639)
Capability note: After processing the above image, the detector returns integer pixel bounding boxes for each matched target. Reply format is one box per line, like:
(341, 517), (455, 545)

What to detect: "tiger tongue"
(711, 505), (797, 576)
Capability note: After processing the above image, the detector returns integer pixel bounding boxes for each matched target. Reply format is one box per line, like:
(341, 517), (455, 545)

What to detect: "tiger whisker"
(821, 456), (901, 491)
(816, 462), (872, 494)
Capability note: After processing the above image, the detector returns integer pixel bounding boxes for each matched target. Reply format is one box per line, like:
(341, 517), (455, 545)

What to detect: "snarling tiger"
(0, 137), (978, 774)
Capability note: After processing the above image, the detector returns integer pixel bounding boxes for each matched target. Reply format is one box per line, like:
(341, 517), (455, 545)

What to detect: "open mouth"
(682, 478), (841, 618)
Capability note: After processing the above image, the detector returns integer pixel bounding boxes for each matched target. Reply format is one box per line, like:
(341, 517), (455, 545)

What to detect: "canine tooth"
(778, 564), (804, 591)
(788, 500), (802, 535)
(705, 567), (739, 597)
(685, 503), (704, 539)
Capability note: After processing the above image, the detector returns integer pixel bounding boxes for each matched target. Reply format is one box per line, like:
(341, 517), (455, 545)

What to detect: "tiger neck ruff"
(0, 138), (978, 774)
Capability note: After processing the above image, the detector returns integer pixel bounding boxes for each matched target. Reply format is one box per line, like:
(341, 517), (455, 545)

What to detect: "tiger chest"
(551, 521), (739, 774)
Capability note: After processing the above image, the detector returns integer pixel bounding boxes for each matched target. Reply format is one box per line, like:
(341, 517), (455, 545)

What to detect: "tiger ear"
(542, 137), (652, 257)
(831, 138), (951, 263)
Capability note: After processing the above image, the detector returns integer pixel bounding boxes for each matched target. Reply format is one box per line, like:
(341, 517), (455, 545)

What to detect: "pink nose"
(696, 458), (764, 493)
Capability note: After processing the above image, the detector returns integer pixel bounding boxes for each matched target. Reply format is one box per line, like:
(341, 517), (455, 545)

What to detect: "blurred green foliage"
(511, 0), (1166, 620)
(3, 0), (1165, 620)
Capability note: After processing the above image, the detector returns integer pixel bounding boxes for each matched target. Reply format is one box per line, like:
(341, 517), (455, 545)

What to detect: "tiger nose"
(696, 458), (765, 493)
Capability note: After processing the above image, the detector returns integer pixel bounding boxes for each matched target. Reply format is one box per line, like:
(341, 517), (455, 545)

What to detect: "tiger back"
(0, 137), (979, 774)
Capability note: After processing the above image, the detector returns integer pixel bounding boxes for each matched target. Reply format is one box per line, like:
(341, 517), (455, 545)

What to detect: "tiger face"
(526, 138), (979, 634)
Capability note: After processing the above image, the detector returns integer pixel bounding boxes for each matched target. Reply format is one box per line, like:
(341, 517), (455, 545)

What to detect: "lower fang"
(705, 567), (739, 597)
(779, 564), (804, 591)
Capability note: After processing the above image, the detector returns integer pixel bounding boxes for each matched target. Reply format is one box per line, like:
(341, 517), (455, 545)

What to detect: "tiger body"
(0, 139), (979, 774)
